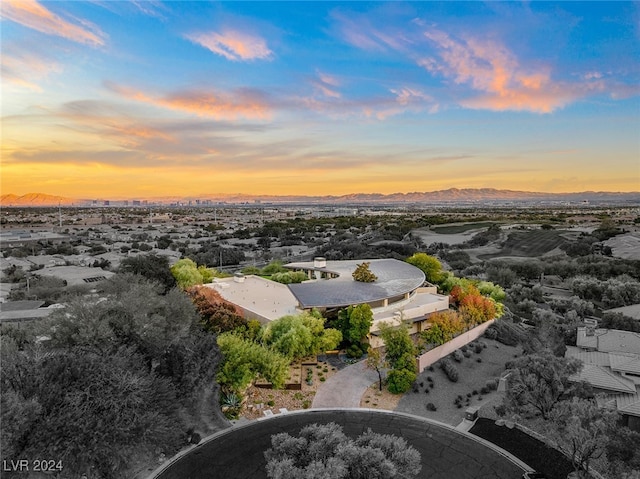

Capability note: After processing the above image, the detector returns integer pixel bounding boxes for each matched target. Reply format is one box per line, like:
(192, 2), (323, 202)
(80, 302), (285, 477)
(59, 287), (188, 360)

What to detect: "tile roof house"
(567, 326), (640, 430)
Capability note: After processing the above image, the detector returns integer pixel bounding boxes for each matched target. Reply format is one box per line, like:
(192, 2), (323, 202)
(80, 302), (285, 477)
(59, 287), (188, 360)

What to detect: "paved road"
(312, 359), (378, 408)
(150, 409), (527, 479)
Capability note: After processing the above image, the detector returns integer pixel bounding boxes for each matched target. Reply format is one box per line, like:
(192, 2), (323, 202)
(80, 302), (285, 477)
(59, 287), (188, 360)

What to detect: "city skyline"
(2, 1), (639, 198)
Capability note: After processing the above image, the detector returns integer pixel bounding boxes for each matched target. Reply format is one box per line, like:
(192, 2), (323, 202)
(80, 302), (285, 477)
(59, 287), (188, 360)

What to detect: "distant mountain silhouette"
(2, 189), (639, 206)
(1, 193), (81, 206)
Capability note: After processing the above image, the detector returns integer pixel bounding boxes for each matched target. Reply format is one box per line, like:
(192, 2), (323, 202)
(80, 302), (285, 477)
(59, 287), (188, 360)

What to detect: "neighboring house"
(567, 325), (640, 430)
(34, 265), (115, 287)
(26, 255), (67, 268)
(207, 257), (450, 345)
(0, 300), (63, 322)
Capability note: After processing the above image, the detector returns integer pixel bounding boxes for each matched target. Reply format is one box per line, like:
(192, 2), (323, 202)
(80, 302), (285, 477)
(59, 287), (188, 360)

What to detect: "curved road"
(150, 409), (527, 479)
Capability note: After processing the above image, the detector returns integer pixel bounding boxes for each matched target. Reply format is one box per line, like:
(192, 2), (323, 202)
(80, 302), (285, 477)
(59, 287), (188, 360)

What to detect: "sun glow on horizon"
(2, 1), (639, 198)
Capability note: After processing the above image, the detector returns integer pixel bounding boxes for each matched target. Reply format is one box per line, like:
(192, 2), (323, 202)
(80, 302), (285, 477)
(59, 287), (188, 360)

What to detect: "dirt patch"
(395, 338), (521, 426)
(360, 382), (403, 410)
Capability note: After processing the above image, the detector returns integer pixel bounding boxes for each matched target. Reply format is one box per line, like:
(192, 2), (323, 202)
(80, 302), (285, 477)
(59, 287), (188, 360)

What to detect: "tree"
(170, 258), (203, 289)
(405, 252), (444, 284)
(366, 347), (387, 391)
(550, 398), (619, 476)
(338, 304), (374, 346)
(379, 322), (416, 368)
(1, 275), (224, 478)
(262, 311), (342, 360)
(264, 422), (422, 479)
(119, 253), (176, 292)
(379, 322), (417, 394)
(186, 286), (247, 333)
(503, 352), (582, 419)
(217, 332), (289, 391)
(352, 262), (377, 283)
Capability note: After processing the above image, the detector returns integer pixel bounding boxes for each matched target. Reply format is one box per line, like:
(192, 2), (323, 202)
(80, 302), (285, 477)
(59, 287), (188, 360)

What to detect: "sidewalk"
(312, 359), (377, 408)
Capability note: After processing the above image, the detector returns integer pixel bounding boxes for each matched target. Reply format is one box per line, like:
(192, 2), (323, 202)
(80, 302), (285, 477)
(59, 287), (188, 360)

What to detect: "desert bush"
(452, 349), (464, 362)
(439, 358), (459, 382)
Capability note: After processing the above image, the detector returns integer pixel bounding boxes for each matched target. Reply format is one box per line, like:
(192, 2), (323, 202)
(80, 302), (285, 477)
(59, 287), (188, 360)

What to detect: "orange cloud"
(420, 29), (602, 113)
(106, 82), (272, 120)
(1, 0), (106, 46)
(186, 30), (273, 61)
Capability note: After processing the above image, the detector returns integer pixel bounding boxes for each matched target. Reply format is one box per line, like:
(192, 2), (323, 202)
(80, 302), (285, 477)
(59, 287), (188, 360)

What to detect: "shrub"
(480, 386), (490, 395)
(267, 400), (275, 407)
(485, 379), (498, 391)
(463, 350), (472, 358)
(484, 327), (498, 340)
(439, 358), (459, 382)
(387, 368), (417, 394)
(426, 403), (437, 411)
(476, 358), (482, 363)
(346, 344), (363, 358)
(452, 349), (464, 362)
(320, 377), (326, 382)
(302, 400), (311, 409)
(293, 392), (304, 401)
(474, 342), (484, 354)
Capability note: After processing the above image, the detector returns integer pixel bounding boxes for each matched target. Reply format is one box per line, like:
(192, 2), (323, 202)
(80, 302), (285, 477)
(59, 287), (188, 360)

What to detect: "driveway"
(312, 359), (378, 408)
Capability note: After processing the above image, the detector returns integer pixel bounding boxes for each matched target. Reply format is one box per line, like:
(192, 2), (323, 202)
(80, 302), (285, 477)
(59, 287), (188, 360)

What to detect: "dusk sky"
(2, 1), (639, 199)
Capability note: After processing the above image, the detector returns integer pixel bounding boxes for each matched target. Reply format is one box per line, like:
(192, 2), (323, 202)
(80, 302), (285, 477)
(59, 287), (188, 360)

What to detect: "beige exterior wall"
(416, 319), (496, 371)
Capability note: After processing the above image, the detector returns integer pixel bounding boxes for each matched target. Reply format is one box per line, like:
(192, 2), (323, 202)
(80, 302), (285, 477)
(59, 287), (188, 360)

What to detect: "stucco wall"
(417, 319), (496, 371)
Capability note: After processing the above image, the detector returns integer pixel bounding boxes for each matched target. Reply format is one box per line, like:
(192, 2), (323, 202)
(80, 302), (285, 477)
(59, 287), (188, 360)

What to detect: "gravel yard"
(395, 338), (521, 426)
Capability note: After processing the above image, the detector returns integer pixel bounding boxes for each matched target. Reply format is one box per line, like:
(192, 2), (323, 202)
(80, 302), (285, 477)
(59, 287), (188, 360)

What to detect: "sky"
(2, 1), (639, 199)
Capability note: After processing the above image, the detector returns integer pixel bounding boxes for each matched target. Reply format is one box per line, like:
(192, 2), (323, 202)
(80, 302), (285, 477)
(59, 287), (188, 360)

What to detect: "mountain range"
(2, 189), (639, 206)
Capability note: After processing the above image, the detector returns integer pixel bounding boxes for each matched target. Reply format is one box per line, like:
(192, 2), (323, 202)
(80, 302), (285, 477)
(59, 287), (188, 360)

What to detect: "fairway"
(478, 229), (570, 259)
(431, 222), (497, 234)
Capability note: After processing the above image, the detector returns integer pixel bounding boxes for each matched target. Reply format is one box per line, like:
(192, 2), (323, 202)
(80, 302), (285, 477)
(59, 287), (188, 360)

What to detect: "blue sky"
(2, 1), (639, 198)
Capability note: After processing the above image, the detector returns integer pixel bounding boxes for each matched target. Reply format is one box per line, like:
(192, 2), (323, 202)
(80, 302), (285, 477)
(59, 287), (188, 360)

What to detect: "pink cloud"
(311, 72), (341, 99)
(1, 0), (106, 46)
(106, 82), (272, 120)
(186, 30), (273, 61)
(420, 29), (603, 113)
(2, 50), (60, 91)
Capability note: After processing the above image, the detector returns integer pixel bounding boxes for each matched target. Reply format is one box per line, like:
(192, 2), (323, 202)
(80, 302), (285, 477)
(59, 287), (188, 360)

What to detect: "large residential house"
(207, 258), (450, 347)
(566, 323), (640, 430)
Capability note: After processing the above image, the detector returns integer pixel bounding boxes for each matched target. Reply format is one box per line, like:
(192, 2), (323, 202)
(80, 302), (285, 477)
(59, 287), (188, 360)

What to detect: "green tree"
(264, 422), (422, 479)
(352, 262), (378, 282)
(263, 311), (342, 360)
(339, 304), (374, 345)
(170, 258), (203, 289)
(406, 252), (444, 284)
(217, 333), (289, 391)
(379, 322), (416, 368)
(366, 347), (388, 391)
(379, 322), (417, 394)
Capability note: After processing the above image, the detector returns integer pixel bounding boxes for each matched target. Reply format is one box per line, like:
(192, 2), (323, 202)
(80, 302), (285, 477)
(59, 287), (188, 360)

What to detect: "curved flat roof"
(150, 409), (527, 479)
(285, 259), (425, 309)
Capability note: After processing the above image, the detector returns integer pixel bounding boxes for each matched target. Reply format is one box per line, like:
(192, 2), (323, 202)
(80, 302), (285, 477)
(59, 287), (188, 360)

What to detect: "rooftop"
(285, 258), (425, 309)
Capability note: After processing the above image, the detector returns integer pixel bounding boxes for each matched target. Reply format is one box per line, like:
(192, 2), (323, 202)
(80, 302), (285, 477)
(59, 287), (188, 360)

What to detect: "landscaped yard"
(242, 359), (339, 419)
(395, 338), (522, 426)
